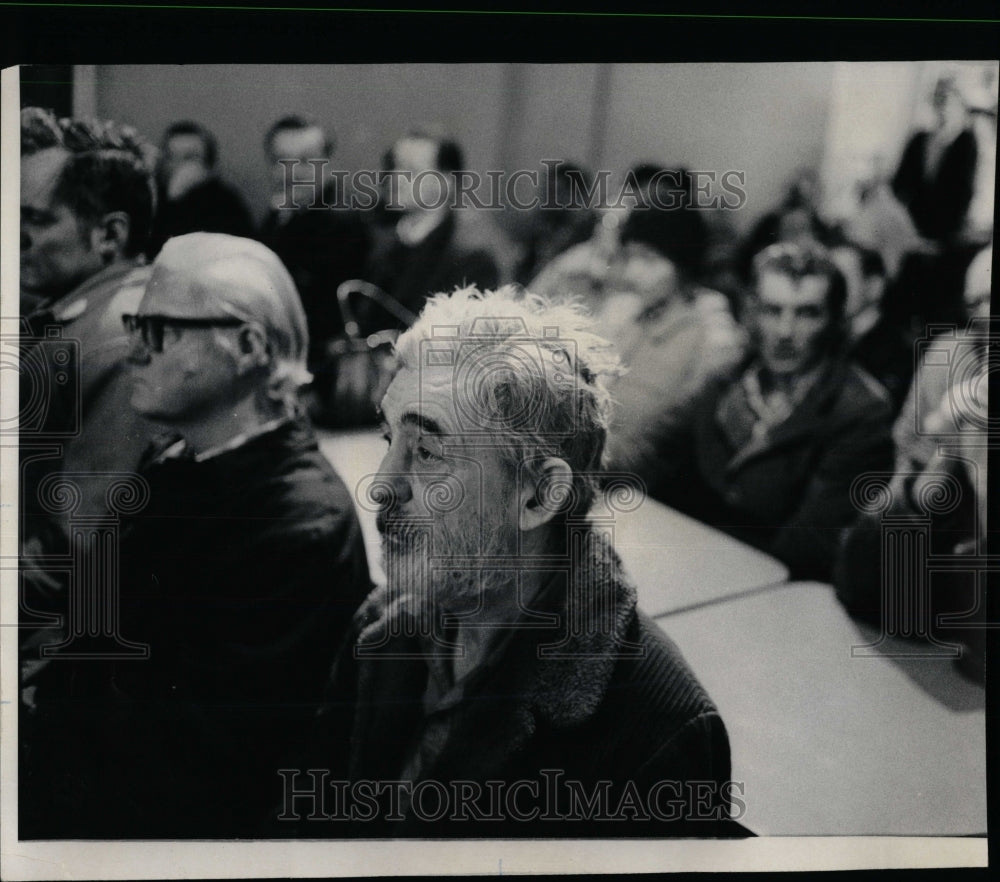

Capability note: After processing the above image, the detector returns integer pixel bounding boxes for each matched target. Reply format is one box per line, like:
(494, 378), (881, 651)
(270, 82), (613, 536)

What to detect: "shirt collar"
(192, 415), (294, 462)
(148, 415), (294, 467)
(745, 359), (828, 429)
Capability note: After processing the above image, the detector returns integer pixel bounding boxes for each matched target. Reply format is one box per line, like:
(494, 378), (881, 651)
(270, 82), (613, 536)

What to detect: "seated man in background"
(259, 114), (371, 369)
(146, 119), (255, 257)
(529, 162), (689, 313)
(649, 242), (894, 581)
(19, 106), (160, 584)
(363, 127), (509, 320)
(892, 243), (992, 477)
(732, 168), (834, 286)
(21, 233), (372, 838)
(300, 286), (736, 838)
(836, 244), (993, 683)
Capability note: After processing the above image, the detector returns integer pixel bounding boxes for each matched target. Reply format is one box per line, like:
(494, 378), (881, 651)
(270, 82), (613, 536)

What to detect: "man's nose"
(125, 336), (152, 366)
(776, 311), (796, 337)
(374, 448), (414, 509)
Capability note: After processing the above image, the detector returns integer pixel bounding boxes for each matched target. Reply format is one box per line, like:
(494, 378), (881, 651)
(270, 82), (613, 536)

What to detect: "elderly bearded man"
(21, 234), (371, 839)
(299, 286), (739, 838)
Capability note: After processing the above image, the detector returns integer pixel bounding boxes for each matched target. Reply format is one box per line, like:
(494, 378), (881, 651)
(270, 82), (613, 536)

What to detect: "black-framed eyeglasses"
(122, 314), (245, 353)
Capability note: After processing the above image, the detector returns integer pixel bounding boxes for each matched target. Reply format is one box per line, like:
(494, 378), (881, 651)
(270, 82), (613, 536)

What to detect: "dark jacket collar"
(140, 415), (316, 475)
(718, 356), (858, 470)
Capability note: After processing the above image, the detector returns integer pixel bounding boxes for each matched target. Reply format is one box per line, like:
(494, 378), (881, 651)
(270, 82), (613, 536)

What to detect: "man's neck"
(171, 399), (284, 459)
(446, 564), (548, 685)
(396, 207), (450, 246)
(759, 358), (828, 398)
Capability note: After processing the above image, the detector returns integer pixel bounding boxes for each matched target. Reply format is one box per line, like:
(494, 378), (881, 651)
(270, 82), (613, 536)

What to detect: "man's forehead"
(165, 134), (206, 157)
(393, 137), (438, 172)
(758, 271), (830, 306)
(271, 126), (326, 159)
(381, 365), (459, 433)
(21, 148), (69, 206)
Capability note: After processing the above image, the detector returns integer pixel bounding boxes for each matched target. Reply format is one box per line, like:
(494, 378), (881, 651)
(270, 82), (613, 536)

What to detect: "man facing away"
(291, 286), (738, 838)
(21, 233), (372, 839)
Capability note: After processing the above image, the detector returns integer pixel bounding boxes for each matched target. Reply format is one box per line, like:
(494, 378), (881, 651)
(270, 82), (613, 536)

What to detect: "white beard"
(381, 505), (517, 617)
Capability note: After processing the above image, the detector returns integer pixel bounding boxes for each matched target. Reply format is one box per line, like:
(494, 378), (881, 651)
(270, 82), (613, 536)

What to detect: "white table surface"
(657, 581), (987, 836)
(317, 428), (789, 615)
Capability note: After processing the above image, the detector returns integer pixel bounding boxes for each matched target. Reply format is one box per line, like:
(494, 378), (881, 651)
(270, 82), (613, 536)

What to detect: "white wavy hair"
(393, 284), (622, 518)
(154, 233), (312, 415)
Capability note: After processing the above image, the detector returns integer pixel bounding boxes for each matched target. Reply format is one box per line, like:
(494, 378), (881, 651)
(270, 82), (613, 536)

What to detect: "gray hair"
(393, 285), (622, 518)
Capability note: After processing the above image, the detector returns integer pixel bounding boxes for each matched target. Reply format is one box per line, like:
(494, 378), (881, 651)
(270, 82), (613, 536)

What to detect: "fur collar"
(352, 525), (640, 730)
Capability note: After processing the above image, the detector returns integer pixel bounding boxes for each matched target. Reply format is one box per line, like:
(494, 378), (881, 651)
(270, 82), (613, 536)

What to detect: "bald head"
(129, 234), (312, 435)
(144, 233), (310, 388)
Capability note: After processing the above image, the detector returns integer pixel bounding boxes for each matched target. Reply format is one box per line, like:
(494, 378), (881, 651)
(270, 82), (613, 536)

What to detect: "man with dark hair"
(647, 242), (894, 580)
(297, 285), (737, 839)
(146, 119), (254, 257)
(21, 233), (372, 838)
(363, 128), (509, 321)
(20, 107), (159, 523)
(259, 114), (371, 368)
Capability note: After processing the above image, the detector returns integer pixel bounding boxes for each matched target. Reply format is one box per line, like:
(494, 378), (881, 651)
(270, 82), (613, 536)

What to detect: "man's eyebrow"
(401, 412), (445, 436)
(21, 205), (55, 221)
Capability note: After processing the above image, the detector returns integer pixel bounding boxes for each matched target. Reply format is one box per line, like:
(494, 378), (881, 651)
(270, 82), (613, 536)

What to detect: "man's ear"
(518, 456), (574, 533)
(233, 323), (272, 374)
(91, 211), (131, 264)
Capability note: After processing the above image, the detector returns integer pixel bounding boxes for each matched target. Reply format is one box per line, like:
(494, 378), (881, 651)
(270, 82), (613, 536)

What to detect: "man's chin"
(765, 355), (805, 376)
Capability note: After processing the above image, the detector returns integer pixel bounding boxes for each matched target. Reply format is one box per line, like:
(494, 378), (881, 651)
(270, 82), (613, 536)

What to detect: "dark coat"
(259, 198), (372, 365)
(148, 176), (256, 258)
(21, 417), (372, 839)
(362, 211), (501, 322)
(653, 358), (895, 581)
(295, 529), (736, 838)
(891, 128), (978, 242)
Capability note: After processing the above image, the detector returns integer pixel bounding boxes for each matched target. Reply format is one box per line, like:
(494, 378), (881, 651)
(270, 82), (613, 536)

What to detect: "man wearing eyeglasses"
(22, 233), (372, 839)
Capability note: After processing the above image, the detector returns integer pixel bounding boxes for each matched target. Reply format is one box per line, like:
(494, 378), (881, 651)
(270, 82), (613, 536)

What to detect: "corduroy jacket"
(298, 527), (737, 838)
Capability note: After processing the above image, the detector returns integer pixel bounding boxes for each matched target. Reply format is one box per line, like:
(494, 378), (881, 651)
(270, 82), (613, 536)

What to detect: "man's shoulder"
(53, 262), (150, 319)
(582, 608), (729, 787)
(610, 609), (721, 723)
(52, 262), (151, 353)
(828, 359), (893, 421)
(205, 419), (362, 540)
